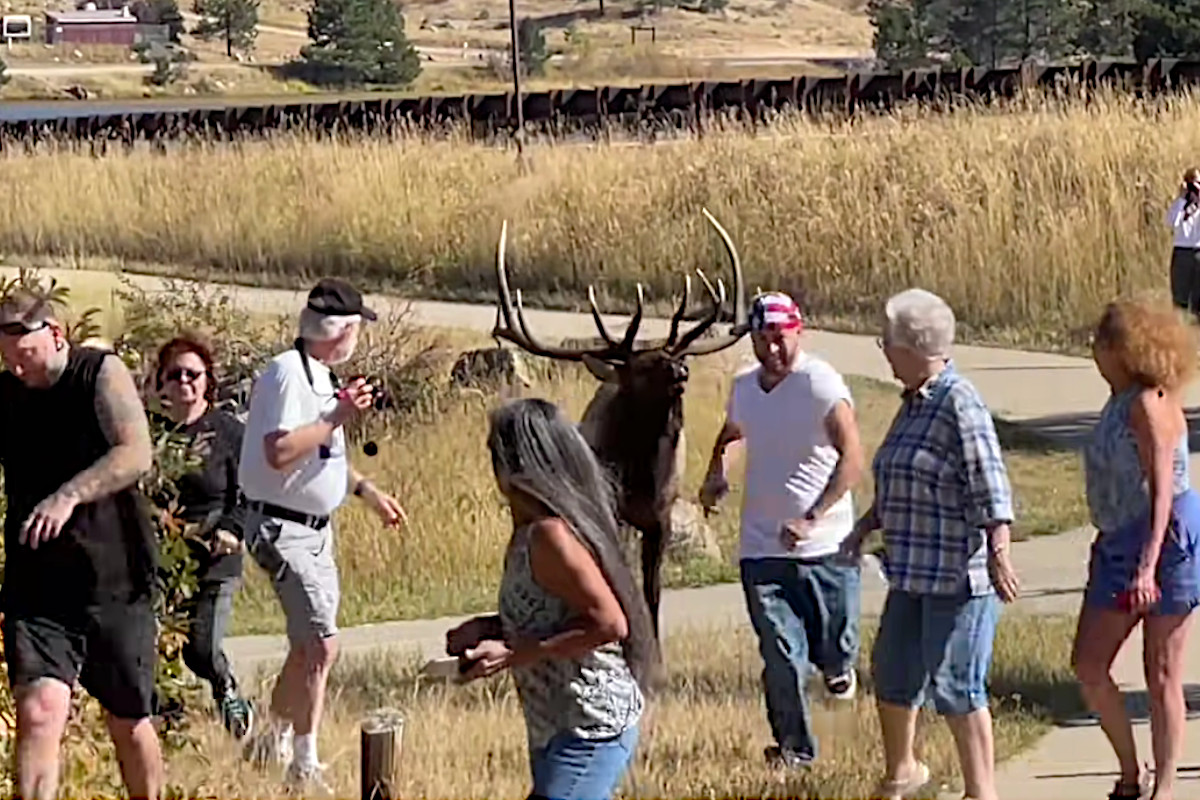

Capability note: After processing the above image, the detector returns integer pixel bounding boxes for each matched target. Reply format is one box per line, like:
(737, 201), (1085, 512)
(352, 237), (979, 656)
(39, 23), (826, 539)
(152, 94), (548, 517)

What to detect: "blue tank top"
(1084, 386), (1190, 535)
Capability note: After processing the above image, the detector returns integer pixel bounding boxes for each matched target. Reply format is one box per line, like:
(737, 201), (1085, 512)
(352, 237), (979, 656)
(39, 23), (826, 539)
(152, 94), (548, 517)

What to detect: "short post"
(361, 707), (405, 800)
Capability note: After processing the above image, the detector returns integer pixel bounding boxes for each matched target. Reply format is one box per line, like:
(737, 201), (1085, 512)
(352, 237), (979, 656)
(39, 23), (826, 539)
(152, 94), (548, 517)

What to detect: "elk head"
(491, 208), (749, 404)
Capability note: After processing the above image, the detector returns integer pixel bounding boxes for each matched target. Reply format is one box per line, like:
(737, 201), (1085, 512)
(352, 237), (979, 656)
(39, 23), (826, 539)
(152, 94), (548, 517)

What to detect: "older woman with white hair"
(841, 288), (1020, 800)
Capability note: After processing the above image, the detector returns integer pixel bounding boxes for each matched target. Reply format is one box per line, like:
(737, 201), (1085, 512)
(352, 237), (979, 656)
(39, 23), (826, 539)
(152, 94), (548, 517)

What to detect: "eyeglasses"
(165, 367), (204, 383)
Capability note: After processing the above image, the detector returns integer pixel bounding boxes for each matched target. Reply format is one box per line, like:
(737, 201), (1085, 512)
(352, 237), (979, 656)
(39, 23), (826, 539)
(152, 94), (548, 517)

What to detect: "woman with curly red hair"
(1074, 298), (1200, 800)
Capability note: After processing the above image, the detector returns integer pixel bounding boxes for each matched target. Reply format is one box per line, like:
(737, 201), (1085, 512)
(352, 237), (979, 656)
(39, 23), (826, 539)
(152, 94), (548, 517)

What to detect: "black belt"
(242, 498), (329, 530)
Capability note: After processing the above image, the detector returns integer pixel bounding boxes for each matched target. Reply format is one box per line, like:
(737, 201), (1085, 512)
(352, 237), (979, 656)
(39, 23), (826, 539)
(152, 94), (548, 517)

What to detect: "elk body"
(491, 209), (749, 637)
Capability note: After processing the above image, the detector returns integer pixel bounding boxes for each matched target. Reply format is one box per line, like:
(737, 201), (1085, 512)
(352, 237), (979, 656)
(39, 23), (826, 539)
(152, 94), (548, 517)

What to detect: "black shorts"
(3, 600), (156, 720)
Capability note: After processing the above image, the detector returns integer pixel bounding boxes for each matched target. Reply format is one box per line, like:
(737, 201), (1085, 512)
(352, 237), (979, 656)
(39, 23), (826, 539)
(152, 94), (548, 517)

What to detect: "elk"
(491, 209), (748, 637)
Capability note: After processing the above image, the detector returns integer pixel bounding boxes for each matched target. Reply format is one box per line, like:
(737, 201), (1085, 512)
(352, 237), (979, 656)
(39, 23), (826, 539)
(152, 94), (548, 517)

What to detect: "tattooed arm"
(20, 354), (153, 548)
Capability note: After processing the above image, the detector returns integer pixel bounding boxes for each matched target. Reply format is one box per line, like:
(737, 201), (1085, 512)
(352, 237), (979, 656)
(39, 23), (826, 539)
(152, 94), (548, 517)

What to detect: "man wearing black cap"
(0, 287), (163, 800)
(238, 278), (405, 793)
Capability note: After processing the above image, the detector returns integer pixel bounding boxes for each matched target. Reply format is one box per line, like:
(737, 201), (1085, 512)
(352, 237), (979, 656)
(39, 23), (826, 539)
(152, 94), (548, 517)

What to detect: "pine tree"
(1131, 0), (1200, 59)
(299, 0), (421, 86)
(192, 0), (259, 57)
(517, 18), (547, 76)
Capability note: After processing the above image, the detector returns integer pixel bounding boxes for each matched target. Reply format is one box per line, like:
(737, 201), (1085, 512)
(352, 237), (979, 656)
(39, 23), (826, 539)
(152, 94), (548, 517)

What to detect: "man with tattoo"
(239, 278), (406, 794)
(0, 287), (163, 800)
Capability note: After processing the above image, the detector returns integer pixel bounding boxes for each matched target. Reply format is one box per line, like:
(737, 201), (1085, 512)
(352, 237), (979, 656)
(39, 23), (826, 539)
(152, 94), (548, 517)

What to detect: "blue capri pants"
(871, 585), (1000, 716)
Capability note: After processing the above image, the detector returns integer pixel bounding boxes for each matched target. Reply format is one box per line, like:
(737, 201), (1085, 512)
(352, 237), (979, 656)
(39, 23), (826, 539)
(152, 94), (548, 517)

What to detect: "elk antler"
(668, 208), (749, 358)
(492, 220), (629, 362)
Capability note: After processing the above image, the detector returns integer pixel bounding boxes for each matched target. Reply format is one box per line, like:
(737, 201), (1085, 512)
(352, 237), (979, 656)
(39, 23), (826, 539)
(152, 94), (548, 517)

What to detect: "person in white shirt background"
(238, 278), (407, 794)
(1166, 167), (1200, 315)
(698, 291), (865, 770)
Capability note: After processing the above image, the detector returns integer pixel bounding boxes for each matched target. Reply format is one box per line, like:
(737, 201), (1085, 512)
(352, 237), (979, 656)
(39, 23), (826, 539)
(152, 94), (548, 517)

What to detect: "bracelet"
(353, 479), (371, 497)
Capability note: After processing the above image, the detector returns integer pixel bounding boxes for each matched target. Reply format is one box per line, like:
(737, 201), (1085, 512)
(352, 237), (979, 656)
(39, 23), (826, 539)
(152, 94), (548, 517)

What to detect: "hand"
(837, 528), (865, 564)
(781, 514), (816, 548)
(446, 616), (499, 656)
(209, 528), (242, 557)
(329, 378), (375, 426)
(987, 546), (1021, 603)
(361, 482), (408, 527)
(698, 472), (729, 517)
(1127, 565), (1161, 613)
(21, 491), (80, 549)
(461, 639), (514, 682)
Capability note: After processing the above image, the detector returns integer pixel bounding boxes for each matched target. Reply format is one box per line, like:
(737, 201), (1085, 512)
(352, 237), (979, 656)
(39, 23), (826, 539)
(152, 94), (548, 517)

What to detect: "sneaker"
(219, 694), (255, 742)
(284, 761), (334, 797)
(824, 666), (857, 701)
(764, 745), (814, 769)
(244, 720), (293, 768)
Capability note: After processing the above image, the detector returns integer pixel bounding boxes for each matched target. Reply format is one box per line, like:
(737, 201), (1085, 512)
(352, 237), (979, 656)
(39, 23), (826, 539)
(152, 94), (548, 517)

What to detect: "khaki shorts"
(244, 508), (340, 643)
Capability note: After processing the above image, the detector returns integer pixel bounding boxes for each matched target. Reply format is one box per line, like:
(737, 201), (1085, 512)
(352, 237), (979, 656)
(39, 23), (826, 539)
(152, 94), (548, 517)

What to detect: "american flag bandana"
(748, 292), (803, 332)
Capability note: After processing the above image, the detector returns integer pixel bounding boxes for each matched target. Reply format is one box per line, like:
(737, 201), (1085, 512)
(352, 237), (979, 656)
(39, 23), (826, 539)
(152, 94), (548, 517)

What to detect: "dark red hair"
(155, 333), (217, 404)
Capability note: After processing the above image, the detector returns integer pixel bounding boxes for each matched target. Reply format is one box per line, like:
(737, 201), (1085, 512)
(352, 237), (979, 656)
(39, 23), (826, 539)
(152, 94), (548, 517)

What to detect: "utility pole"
(507, 0), (525, 155)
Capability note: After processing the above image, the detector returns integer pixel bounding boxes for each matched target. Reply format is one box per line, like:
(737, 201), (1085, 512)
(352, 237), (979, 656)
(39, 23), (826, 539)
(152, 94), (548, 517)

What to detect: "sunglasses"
(0, 321), (47, 337)
(165, 367), (204, 383)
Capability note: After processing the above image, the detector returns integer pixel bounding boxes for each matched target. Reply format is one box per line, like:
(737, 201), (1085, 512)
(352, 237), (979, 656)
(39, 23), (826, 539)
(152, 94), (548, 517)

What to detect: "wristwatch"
(353, 479), (370, 497)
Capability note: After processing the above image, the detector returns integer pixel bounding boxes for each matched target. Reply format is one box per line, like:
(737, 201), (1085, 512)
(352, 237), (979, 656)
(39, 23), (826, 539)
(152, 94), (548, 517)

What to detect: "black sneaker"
(219, 693), (255, 742)
(824, 667), (857, 701)
(764, 745), (814, 769)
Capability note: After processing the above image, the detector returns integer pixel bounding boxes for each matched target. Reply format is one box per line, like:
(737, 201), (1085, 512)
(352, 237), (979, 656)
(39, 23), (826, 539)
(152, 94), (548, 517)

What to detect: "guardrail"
(3, 57), (1200, 149)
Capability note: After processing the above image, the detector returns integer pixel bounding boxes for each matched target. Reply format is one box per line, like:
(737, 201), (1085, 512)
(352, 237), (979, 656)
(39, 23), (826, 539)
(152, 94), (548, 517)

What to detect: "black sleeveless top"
(0, 347), (157, 617)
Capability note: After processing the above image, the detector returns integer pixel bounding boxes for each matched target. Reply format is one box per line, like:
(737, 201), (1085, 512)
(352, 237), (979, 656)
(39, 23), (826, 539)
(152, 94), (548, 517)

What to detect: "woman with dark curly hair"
(154, 333), (254, 742)
(1074, 298), (1200, 800)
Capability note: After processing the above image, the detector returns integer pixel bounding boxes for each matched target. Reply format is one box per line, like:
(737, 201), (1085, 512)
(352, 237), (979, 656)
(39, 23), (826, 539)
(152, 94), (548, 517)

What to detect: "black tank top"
(0, 346), (157, 616)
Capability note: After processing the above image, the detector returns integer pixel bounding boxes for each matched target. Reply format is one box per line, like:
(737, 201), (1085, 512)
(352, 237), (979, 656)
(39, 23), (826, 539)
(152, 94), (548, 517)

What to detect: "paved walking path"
(8, 266), (1200, 797)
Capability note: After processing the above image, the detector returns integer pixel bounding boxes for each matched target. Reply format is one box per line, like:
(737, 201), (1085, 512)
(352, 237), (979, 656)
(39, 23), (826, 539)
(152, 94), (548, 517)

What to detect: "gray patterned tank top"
(498, 522), (644, 753)
(1084, 386), (1190, 535)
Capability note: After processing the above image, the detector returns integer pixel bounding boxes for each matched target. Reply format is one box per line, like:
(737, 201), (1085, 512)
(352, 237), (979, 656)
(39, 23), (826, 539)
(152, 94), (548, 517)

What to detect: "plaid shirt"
(871, 362), (1014, 596)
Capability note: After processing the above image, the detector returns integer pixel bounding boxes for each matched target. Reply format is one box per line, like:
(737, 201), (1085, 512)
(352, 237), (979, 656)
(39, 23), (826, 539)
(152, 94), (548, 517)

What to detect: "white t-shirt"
(238, 348), (349, 517)
(727, 352), (855, 561)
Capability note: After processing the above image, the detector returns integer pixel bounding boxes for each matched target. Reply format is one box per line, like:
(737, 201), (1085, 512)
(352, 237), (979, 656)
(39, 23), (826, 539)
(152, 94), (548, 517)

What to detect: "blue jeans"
(529, 725), (639, 800)
(872, 587), (1000, 716)
(740, 555), (862, 760)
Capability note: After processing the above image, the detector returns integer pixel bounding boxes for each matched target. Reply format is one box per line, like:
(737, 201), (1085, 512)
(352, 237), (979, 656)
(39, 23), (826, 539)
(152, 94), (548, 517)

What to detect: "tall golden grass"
(1, 88), (1194, 349)
(57, 615), (1080, 800)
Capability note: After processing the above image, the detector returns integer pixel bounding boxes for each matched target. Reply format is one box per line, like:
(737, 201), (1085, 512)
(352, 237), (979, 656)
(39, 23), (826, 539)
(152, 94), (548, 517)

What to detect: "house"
(44, 6), (138, 45)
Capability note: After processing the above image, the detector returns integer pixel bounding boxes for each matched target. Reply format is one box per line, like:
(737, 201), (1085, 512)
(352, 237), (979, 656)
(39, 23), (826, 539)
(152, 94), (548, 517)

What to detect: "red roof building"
(44, 8), (138, 45)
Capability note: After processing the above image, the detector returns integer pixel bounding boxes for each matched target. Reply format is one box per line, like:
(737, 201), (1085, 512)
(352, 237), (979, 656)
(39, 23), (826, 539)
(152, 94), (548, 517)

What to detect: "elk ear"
(581, 354), (619, 383)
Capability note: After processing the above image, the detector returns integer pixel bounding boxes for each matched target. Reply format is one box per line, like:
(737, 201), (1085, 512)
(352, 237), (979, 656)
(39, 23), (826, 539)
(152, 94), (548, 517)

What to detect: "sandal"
(872, 760), (931, 800)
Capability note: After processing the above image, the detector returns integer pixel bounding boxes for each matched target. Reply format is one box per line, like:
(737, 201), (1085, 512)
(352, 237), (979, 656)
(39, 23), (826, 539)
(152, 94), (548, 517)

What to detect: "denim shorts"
(871, 587), (999, 716)
(529, 725), (639, 800)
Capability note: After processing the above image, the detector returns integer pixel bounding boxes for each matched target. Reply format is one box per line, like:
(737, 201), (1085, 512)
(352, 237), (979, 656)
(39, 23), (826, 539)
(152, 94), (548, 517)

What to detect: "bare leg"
(1143, 611), (1195, 800)
(14, 678), (71, 800)
(105, 714), (163, 800)
(292, 635), (338, 737)
(1072, 603), (1142, 788)
(945, 708), (997, 800)
(270, 645), (307, 726)
(877, 700), (922, 785)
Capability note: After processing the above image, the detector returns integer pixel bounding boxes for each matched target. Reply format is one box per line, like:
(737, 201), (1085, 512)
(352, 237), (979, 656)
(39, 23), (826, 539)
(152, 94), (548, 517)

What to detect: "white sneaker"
(824, 666), (857, 701)
(285, 761), (334, 797)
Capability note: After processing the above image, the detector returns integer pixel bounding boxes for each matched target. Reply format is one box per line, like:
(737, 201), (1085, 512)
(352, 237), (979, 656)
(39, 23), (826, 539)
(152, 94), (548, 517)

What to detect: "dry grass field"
(1, 89), (1195, 351)
(52, 615), (1080, 799)
(0, 0), (872, 60)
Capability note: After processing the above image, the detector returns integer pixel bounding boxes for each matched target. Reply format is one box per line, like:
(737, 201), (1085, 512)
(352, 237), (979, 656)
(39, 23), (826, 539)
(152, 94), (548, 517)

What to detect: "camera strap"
(294, 337), (340, 394)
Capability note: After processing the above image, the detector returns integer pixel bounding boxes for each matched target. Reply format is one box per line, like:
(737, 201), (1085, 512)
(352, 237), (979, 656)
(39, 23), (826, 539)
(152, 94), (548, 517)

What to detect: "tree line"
(869, 0), (1200, 69)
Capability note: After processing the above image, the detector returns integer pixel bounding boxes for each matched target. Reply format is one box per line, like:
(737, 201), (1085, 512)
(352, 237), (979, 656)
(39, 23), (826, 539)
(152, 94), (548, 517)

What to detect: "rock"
(449, 346), (534, 393)
(666, 498), (722, 562)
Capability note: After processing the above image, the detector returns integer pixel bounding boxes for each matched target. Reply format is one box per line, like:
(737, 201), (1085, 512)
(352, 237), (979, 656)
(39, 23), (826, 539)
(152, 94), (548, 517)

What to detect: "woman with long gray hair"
(445, 397), (661, 800)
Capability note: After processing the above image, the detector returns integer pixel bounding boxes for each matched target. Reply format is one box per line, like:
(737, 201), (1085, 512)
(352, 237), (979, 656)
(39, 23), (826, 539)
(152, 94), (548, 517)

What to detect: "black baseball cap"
(306, 278), (377, 321)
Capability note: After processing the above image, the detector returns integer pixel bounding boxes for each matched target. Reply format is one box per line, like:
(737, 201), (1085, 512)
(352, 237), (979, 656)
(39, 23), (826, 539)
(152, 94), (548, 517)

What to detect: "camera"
(348, 374), (393, 411)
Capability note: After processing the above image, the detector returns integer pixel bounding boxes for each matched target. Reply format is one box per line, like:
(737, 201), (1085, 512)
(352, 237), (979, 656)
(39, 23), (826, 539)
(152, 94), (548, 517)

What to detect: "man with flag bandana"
(699, 291), (866, 769)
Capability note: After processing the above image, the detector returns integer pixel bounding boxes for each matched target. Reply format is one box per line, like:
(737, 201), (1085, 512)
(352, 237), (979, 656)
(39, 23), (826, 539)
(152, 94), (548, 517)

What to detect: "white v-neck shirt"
(727, 352), (855, 561)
